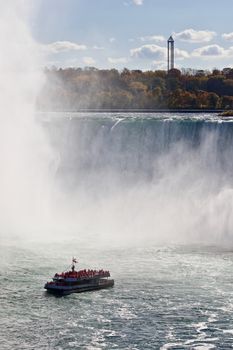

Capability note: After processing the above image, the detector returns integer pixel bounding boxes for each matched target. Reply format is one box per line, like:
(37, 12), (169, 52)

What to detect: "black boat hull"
(45, 279), (114, 296)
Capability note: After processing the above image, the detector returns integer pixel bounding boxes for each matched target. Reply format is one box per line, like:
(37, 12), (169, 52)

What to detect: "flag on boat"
(72, 258), (77, 263)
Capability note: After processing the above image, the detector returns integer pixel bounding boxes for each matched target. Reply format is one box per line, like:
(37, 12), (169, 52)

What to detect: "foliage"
(38, 67), (233, 110)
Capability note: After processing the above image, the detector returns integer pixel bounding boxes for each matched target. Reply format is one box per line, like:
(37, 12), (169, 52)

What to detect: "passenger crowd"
(54, 269), (110, 279)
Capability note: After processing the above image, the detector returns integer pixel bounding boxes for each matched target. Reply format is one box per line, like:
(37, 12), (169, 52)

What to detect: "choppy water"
(1, 241), (233, 350)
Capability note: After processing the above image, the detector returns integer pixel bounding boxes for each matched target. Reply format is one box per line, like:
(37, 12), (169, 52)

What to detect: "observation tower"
(167, 36), (175, 72)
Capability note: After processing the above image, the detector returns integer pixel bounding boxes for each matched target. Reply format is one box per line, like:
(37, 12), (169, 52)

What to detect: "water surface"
(1, 241), (233, 349)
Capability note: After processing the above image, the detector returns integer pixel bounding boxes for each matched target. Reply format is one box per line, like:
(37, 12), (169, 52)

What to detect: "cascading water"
(42, 113), (233, 246)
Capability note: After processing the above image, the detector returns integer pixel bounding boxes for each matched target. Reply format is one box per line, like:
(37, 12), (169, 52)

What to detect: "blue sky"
(31, 0), (233, 70)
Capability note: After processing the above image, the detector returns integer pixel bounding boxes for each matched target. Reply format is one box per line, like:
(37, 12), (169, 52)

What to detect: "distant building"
(167, 36), (174, 72)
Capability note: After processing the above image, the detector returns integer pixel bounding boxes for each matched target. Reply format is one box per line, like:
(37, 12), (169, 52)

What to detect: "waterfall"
(42, 113), (233, 246)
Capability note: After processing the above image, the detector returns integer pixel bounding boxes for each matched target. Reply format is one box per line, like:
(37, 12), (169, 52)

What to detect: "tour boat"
(44, 258), (114, 295)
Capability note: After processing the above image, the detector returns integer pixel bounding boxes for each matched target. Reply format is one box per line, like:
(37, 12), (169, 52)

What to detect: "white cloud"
(132, 0), (143, 5)
(228, 46), (233, 55)
(222, 33), (233, 41)
(109, 37), (116, 43)
(130, 44), (189, 62)
(192, 44), (233, 60)
(83, 57), (96, 65)
(152, 60), (167, 70)
(93, 45), (105, 50)
(45, 41), (87, 53)
(140, 35), (166, 42)
(131, 44), (166, 61)
(192, 44), (227, 57)
(108, 57), (128, 64)
(175, 48), (189, 60)
(174, 29), (216, 43)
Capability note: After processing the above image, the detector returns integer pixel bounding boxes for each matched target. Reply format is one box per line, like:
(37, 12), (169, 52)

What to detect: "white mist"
(0, 1), (54, 236)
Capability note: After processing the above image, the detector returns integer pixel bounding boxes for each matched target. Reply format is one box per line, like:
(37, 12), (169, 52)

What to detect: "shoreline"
(38, 109), (225, 114)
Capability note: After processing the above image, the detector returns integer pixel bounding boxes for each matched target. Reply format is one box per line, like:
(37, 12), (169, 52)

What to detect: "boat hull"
(45, 279), (114, 296)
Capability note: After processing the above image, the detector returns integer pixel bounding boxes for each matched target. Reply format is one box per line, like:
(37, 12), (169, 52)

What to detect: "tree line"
(37, 67), (233, 110)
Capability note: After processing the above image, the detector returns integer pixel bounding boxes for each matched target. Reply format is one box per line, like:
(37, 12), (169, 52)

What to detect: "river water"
(1, 113), (233, 349)
(0, 241), (233, 349)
